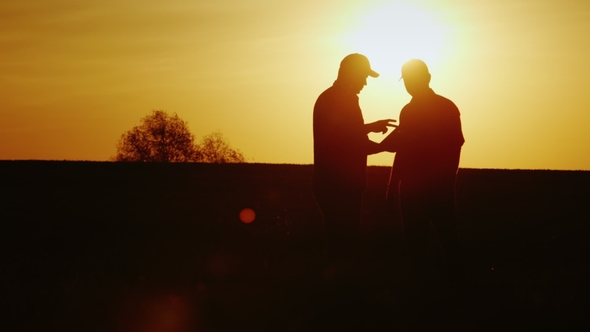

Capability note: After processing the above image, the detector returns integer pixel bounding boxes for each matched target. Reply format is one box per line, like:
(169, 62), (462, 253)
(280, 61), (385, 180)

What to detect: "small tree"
(198, 131), (246, 163)
(115, 110), (198, 162)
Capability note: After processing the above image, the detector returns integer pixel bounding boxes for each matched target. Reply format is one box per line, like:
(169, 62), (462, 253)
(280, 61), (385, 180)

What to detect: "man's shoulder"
(433, 93), (459, 111)
(321, 84), (336, 94)
(401, 92), (461, 120)
(314, 86), (332, 109)
(399, 102), (411, 114)
(317, 85), (337, 100)
(315, 84), (356, 108)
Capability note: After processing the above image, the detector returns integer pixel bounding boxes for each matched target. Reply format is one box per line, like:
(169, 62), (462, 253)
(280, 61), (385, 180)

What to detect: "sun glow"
(344, 1), (448, 77)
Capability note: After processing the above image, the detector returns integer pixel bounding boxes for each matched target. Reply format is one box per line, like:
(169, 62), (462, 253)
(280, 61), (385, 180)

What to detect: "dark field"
(2, 161), (589, 331)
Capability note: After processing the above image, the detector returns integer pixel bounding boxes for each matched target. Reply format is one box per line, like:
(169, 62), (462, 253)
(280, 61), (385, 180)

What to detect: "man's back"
(391, 89), (464, 187)
(391, 58), (466, 296)
(313, 83), (368, 191)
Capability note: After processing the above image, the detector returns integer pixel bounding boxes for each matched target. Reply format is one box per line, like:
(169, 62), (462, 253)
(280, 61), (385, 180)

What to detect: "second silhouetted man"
(382, 59), (465, 289)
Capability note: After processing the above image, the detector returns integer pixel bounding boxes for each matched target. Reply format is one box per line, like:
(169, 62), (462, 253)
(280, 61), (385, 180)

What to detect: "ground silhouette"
(2, 161), (589, 331)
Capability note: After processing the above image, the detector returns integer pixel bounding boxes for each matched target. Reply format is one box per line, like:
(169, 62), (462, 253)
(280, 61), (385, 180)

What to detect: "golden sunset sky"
(1, 0), (589, 170)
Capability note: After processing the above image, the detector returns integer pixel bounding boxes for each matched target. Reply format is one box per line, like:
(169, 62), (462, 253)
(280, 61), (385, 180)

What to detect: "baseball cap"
(400, 58), (429, 80)
(340, 53), (379, 78)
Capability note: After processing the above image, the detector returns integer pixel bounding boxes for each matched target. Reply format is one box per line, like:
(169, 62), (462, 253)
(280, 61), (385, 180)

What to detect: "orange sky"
(1, 0), (589, 170)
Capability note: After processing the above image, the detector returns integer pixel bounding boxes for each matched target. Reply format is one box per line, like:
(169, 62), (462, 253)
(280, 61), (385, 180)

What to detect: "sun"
(344, 1), (448, 77)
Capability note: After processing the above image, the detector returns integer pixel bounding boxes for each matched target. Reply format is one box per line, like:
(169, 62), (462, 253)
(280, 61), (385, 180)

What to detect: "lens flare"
(239, 208), (256, 224)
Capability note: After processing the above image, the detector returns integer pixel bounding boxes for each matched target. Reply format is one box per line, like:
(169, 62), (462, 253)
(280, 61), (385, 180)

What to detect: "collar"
(410, 87), (435, 101)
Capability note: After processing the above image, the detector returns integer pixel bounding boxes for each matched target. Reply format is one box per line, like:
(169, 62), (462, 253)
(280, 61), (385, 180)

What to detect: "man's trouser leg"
(399, 181), (432, 287)
(431, 201), (465, 289)
(314, 189), (362, 266)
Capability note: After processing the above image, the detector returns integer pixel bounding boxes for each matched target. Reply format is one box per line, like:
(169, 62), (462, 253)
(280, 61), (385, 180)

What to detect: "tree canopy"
(199, 131), (246, 163)
(114, 110), (245, 163)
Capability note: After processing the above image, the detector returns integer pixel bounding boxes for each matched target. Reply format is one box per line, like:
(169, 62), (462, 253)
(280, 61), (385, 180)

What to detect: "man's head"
(337, 53), (379, 94)
(400, 59), (431, 96)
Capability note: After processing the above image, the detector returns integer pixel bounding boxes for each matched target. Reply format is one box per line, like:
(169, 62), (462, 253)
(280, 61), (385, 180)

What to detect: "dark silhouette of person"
(313, 53), (396, 271)
(381, 59), (465, 292)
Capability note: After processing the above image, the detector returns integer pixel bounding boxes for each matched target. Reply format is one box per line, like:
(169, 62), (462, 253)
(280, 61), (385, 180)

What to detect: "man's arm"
(363, 119), (398, 154)
(364, 119), (397, 134)
(379, 128), (403, 153)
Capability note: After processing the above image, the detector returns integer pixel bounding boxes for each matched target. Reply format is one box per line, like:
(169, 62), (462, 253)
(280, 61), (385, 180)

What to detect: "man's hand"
(365, 119), (397, 134)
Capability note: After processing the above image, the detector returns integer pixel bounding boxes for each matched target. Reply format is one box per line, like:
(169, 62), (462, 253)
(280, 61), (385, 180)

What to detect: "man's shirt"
(385, 88), (464, 189)
(313, 81), (377, 191)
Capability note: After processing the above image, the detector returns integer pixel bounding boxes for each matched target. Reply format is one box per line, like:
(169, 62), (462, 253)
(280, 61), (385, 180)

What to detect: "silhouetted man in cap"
(313, 53), (396, 270)
(382, 59), (465, 291)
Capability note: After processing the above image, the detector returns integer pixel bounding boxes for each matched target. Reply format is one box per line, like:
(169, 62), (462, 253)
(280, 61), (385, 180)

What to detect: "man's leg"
(314, 189), (363, 267)
(399, 184), (432, 286)
(431, 200), (465, 288)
